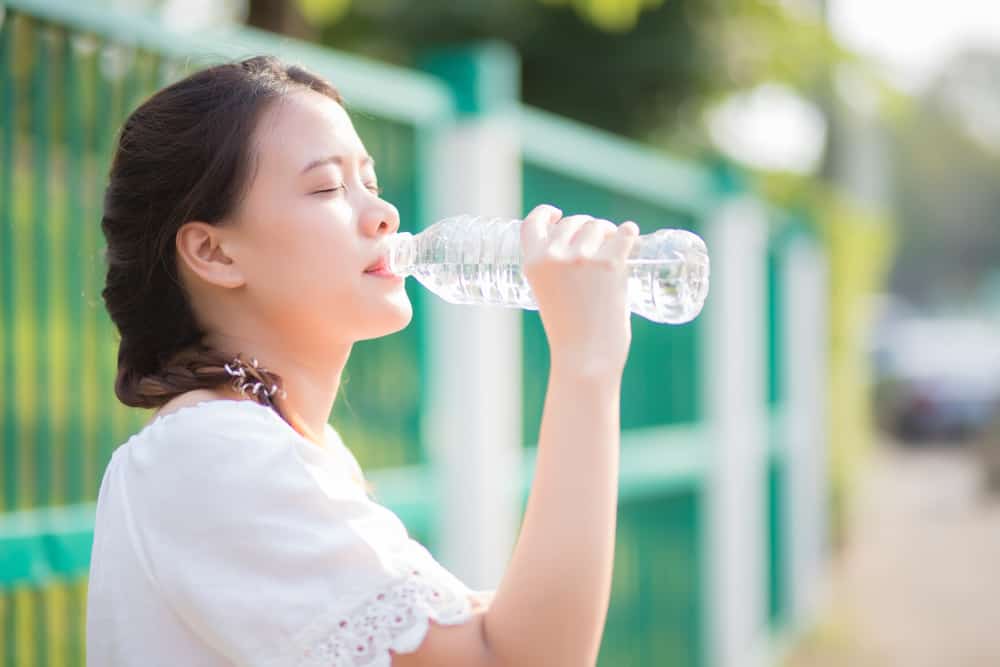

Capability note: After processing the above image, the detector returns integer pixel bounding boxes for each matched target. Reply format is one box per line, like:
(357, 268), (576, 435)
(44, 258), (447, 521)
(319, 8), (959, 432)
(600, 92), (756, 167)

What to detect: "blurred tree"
(245, 0), (840, 143)
(246, 0), (316, 40)
(887, 49), (1000, 308)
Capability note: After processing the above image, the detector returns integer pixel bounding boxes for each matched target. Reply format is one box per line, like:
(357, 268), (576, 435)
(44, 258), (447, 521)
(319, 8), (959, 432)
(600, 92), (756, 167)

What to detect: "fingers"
(546, 214), (591, 253)
(566, 218), (617, 260)
(523, 207), (639, 265)
(594, 220), (640, 265)
(521, 204), (563, 258)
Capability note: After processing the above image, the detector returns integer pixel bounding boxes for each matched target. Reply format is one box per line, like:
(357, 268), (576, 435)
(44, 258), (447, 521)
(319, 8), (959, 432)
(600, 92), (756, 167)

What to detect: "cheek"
(246, 220), (361, 316)
(274, 241), (359, 307)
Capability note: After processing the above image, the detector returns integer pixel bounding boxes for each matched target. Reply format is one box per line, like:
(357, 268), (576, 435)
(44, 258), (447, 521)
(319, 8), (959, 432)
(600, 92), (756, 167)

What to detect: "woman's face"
(222, 89), (412, 347)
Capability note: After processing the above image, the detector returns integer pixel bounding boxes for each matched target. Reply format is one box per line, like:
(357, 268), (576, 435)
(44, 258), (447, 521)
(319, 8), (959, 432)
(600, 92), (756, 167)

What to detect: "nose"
(361, 199), (400, 237)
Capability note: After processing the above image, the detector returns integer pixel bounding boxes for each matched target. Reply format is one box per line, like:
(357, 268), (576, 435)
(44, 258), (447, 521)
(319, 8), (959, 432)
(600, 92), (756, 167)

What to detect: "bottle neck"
(386, 231), (416, 277)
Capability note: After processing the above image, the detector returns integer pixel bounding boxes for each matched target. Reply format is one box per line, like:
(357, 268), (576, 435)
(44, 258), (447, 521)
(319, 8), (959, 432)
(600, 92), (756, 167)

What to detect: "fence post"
(781, 224), (830, 630)
(417, 42), (523, 591)
(702, 169), (770, 667)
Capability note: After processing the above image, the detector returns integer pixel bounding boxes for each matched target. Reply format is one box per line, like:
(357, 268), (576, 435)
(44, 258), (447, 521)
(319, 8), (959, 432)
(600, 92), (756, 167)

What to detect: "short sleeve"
(123, 403), (477, 667)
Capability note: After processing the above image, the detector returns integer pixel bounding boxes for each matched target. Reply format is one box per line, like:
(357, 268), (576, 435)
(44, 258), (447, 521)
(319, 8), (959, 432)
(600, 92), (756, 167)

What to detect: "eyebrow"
(300, 154), (375, 175)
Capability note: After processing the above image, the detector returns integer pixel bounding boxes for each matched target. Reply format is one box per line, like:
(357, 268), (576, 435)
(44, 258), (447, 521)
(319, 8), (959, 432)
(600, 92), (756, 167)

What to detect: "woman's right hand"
(520, 204), (640, 380)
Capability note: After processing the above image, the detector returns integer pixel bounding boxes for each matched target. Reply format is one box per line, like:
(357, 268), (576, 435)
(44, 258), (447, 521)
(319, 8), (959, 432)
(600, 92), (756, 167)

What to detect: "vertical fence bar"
(782, 229), (829, 633)
(28, 18), (53, 666)
(12, 17), (35, 517)
(44, 24), (67, 513)
(73, 578), (87, 667)
(30, 17), (51, 514)
(45, 26), (76, 667)
(702, 191), (770, 667)
(13, 586), (31, 667)
(0, 10), (12, 648)
(0, 8), (19, 517)
(0, 21), (19, 667)
(46, 25), (69, 511)
(6, 61), (33, 667)
(80, 34), (102, 502)
(62, 29), (85, 507)
(71, 38), (110, 663)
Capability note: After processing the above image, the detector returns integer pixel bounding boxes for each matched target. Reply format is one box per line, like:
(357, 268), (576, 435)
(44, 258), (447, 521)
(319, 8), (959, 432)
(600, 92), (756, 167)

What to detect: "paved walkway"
(785, 441), (1000, 667)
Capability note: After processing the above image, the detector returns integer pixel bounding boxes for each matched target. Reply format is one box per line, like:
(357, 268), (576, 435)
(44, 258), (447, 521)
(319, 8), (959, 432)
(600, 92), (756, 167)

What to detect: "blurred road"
(784, 441), (1000, 667)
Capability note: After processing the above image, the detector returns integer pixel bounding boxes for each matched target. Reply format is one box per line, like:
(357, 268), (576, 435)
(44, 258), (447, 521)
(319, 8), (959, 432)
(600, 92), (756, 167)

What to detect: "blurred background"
(1, 0), (998, 665)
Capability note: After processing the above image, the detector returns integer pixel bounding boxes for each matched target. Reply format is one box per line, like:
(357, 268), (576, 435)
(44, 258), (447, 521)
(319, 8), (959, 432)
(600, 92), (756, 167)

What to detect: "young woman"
(86, 55), (639, 667)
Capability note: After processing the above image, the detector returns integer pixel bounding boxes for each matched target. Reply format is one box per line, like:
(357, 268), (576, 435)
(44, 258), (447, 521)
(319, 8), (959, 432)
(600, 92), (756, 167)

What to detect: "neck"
(207, 332), (352, 447)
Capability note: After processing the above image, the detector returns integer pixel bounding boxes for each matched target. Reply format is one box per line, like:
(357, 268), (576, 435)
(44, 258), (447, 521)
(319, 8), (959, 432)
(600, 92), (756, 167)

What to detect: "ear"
(175, 221), (246, 289)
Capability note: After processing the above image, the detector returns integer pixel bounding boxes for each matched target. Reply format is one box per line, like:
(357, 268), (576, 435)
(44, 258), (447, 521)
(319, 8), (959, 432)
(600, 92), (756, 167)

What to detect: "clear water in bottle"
(386, 215), (709, 324)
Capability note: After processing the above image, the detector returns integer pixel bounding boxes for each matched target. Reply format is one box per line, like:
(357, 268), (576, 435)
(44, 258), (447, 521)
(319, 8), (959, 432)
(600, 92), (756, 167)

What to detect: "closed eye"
(312, 185), (382, 196)
(313, 185), (345, 195)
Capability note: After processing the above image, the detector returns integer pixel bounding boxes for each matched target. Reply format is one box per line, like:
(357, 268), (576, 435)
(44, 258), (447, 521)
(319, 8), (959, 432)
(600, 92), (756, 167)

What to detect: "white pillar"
(419, 44), (523, 591)
(702, 196), (769, 667)
(783, 236), (830, 626)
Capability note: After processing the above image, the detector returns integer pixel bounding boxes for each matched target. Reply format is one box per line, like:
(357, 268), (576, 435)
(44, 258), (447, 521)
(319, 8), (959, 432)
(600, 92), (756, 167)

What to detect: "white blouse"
(86, 399), (483, 666)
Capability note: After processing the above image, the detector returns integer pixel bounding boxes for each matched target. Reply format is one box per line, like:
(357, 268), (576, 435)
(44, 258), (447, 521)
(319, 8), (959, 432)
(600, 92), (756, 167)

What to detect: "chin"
(357, 298), (413, 342)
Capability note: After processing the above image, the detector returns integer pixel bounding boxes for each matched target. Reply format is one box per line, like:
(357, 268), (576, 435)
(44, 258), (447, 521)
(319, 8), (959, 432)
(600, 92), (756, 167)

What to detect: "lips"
(364, 256), (389, 273)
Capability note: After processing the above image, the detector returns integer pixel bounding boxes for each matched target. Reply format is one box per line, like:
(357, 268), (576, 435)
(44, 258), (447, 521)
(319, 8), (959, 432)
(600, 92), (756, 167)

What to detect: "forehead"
(253, 89), (365, 171)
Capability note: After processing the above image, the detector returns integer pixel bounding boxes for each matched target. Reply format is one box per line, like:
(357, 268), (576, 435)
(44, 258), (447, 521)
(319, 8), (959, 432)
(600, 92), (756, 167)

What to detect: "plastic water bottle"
(386, 215), (710, 324)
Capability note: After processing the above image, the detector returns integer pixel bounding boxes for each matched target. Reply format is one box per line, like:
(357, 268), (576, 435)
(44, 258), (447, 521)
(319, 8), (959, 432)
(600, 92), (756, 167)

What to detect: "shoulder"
(122, 399), (328, 538)
(127, 397), (297, 483)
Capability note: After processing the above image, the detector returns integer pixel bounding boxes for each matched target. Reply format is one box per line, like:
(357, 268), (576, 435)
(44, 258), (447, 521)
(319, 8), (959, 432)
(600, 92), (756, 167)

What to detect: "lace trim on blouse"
(293, 549), (474, 667)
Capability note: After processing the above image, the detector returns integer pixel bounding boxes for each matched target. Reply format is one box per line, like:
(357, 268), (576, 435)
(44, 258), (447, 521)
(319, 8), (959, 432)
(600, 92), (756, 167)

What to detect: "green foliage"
(275, 0), (844, 142)
(297, 0), (351, 25)
(535, 0), (666, 32)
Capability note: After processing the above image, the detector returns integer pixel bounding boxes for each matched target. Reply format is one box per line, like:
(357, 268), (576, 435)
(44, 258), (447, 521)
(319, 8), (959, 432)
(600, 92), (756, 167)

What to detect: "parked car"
(871, 315), (1000, 443)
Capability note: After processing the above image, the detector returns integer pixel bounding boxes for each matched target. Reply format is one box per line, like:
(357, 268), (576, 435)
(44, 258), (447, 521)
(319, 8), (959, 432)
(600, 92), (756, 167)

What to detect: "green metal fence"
(0, 1), (808, 665)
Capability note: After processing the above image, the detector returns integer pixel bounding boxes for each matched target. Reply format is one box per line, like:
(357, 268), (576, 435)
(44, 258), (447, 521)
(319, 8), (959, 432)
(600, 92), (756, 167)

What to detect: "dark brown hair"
(101, 55), (342, 433)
